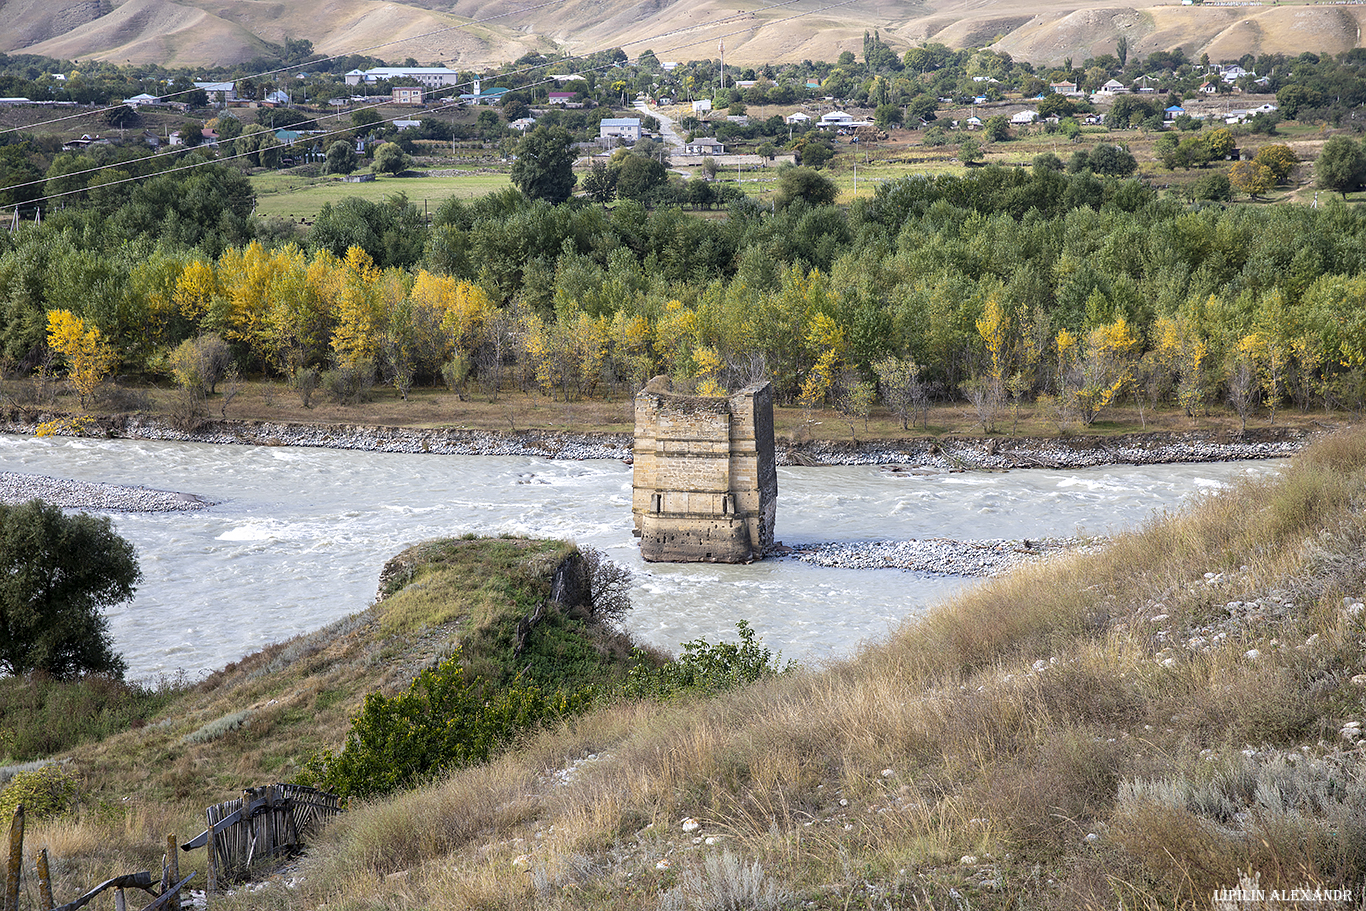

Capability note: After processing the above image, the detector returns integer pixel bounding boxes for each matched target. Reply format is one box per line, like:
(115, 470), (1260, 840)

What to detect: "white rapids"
(0, 434), (1279, 682)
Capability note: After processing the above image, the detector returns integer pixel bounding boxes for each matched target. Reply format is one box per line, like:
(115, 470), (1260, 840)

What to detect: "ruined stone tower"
(632, 376), (777, 563)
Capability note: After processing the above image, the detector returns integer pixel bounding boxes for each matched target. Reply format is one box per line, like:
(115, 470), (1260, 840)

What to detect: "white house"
(1010, 109), (1038, 125)
(819, 110), (854, 128)
(1050, 81), (1080, 96)
(1098, 79), (1128, 95)
(684, 137), (724, 155)
(599, 117), (642, 142)
(345, 66), (459, 88)
(785, 111), (811, 125)
(264, 90), (291, 105)
(195, 81), (237, 104)
(123, 93), (160, 107)
(1199, 81), (1218, 95)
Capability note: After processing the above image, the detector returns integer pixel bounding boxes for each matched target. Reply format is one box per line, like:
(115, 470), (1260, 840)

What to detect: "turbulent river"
(0, 434), (1280, 682)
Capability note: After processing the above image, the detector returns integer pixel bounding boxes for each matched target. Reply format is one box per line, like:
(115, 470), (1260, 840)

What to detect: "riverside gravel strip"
(0, 415), (1322, 468)
(786, 537), (1085, 577)
(0, 471), (212, 512)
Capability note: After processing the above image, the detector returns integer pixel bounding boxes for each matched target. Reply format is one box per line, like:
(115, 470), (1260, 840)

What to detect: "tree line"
(7, 161), (1366, 429)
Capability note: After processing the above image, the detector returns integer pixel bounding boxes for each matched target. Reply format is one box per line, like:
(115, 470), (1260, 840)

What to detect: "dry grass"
(210, 424), (1366, 910)
(15, 428), (1365, 908)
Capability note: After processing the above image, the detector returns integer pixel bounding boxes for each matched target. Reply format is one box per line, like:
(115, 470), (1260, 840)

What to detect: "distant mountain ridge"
(2, 0), (1364, 71)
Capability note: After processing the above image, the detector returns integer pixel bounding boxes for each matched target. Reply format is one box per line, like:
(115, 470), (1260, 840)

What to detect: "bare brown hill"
(1, 0), (1363, 72)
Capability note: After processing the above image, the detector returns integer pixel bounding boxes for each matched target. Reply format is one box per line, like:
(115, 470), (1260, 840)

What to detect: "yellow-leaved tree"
(798, 311), (847, 414)
(47, 310), (117, 408)
(330, 247), (383, 371)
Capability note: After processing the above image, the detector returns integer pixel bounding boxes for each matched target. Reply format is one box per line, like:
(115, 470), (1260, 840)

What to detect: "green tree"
(773, 166), (837, 209)
(580, 160), (617, 204)
(372, 142), (411, 175)
(0, 501), (139, 679)
(959, 136), (984, 165)
(613, 154), (667, 203)
(351, 108), (383, 132)
(510, 126), (577, 204)
(1315, 135), (1366, 198)
(325, 140), (358, 175)
(982, 115), (1011, 142)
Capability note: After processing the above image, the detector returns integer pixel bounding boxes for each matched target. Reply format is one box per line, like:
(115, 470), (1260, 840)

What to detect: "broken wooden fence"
(1, 783), (339, 911)
(3, 806), (193, 911)
(181, 784), (342, 887)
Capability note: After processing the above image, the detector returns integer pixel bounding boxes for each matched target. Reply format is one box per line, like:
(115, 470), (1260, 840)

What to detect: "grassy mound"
(2, 537), (641, 897)
(237, 427), (1366, 910)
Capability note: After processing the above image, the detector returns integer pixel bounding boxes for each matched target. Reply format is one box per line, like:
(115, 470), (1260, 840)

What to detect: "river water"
(0, 434), (1278, 682)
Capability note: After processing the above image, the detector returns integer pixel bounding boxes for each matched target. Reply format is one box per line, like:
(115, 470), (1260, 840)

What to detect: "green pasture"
(250, 170), (512, 222)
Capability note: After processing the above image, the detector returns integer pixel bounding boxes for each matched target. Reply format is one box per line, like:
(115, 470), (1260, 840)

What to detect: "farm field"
(250, 169), (512, 223)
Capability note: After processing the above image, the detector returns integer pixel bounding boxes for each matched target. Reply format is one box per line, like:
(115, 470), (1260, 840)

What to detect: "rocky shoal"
(0, 471), (212, 512)
(783, 537), (1086, 577)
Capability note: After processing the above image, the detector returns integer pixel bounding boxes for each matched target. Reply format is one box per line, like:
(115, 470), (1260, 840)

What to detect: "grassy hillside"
(0, 535), (645, 902)
(218, 427), (1365, 909)
(5, 429), (1366, 908)
(5, 0), (1366, 70)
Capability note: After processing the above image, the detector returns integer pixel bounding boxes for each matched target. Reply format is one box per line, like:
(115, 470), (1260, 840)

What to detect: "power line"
(5, 0), (858, 216)
(0, 0), (566, 139)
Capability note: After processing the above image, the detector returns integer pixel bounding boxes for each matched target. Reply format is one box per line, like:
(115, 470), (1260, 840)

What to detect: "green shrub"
(0, 764), (78, 821)
(302, 650), (593, 798)
(183, 709), (252, 744)
(0, 673), (180, 761)
(624, 621), (794, 699)
(322, 360), (375, 405)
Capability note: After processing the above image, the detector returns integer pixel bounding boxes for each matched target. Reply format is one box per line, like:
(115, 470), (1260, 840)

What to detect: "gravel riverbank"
(0, 471), (212, 512)
(0, 413), (1322, 467)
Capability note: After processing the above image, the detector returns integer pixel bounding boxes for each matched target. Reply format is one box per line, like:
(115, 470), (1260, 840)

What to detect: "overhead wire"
(5, 0), (859, 215)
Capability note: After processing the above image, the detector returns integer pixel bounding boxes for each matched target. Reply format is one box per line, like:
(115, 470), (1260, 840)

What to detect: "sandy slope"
(0, 0), (1362, 72)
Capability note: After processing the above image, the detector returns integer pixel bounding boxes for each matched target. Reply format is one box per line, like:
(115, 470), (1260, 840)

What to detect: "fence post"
(165, 834), (181, 911)
(36, 847), (53, 910)
(4, 804), (22, 911)
(205, 816), (217, 899)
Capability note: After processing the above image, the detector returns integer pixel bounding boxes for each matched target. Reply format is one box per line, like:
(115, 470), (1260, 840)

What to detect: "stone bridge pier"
(631, 376), (777, 563)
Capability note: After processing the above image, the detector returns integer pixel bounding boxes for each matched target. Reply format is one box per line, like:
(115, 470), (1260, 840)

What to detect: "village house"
(684, 137), (724, 155)
(345, 66), (459, 87)
(391, 86), (425, 105)
(195, 82), (237, 105)
(1010, 109), (1039, 125)
(547, 91), (576, 105)
(599, 117), (642, 142)
(819, 110), (854, 129)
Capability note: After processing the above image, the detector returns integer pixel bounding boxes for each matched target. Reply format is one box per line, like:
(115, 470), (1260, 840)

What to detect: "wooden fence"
(181, 784), (342, 887)
(3, 807), (192, 911)
(1, 783), (340, 911)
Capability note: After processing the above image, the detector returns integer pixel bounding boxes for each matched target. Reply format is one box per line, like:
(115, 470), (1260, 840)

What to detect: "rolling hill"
(1, 0), (1363, 70)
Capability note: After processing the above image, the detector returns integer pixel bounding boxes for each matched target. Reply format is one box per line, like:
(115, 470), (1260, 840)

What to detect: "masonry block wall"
(632, 376), (777, 563)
